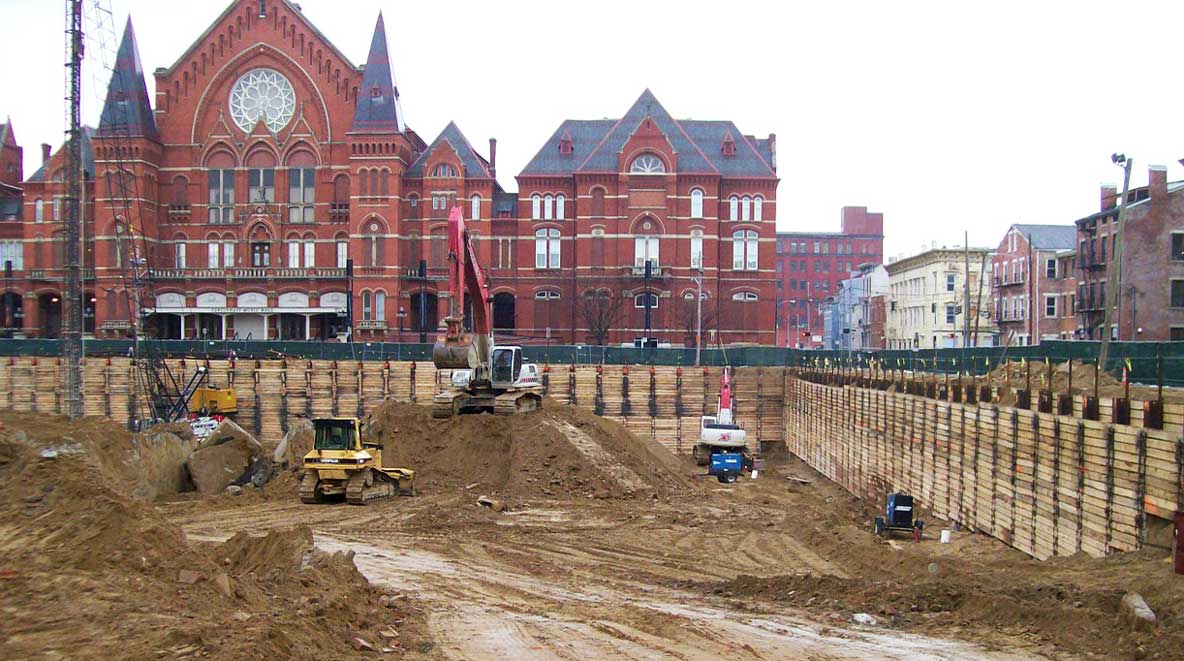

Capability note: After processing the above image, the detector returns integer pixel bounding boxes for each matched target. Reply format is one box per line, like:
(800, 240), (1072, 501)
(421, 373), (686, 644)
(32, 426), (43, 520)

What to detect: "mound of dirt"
(364, 399), (691, 499)
(0, 432), (429, 659)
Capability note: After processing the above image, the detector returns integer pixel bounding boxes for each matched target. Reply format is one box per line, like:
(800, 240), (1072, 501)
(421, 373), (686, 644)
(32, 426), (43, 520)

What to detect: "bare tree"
(580, 286), (627, 346)
(676, 295), (717, 347)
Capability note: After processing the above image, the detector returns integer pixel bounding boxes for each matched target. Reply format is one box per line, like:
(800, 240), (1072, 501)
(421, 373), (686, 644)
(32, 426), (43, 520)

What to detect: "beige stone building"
(885, 246), (994, 349)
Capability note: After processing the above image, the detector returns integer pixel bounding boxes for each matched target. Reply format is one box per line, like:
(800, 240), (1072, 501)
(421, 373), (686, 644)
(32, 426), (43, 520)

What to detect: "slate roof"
(27, 127), (96, 182)
(406, 122), (492, 179)
(351, 12), (405, 133)
(1011, 224), (1077, 250)
(0, 197), (20, 221)
(521, 90), (776, 178)
(493, 190), (517, 216)
(98, 19), (159, 142)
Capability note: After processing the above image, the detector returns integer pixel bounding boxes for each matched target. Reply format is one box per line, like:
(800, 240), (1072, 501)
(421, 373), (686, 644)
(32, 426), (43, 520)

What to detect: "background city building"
(885, 246), (992, 349)
(989, 224), (1077, 345)
(775, 206), (883, 347)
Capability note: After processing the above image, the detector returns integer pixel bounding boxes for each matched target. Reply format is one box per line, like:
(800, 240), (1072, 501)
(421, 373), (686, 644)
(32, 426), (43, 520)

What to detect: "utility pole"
(963, 232), (971, 347)
(62, 0), (84, 419)
(1099, 153), (1132, 370)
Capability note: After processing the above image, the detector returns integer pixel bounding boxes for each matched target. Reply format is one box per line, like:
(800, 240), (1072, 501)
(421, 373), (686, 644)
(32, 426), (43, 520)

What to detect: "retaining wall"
(786, 376), (1184, 559)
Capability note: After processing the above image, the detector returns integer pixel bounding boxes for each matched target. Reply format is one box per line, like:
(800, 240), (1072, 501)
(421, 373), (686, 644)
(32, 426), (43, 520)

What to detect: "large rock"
(1120, 592), (1157, 632)
(187, 419), (267, 495)
(274, 418), (314, 468)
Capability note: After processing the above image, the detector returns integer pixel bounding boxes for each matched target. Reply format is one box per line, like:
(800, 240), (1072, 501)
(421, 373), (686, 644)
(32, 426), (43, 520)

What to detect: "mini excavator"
(693, 368), (756, 483)
(430, 207), (543, 418)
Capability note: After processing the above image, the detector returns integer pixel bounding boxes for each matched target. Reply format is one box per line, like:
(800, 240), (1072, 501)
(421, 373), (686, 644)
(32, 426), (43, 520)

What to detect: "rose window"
(228, 68), (296, 133)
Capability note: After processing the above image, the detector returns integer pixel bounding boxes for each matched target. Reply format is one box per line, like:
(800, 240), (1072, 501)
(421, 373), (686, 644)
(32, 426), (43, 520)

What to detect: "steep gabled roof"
(98, 18), (159, 142)
(1010, 224), (1077, 250)
(577, 89), (716, 174)
(27, 127), (96, 183)
(406, 122), (492, 179)
(519, 90), (776, 178)
(351, 12), (405, 133)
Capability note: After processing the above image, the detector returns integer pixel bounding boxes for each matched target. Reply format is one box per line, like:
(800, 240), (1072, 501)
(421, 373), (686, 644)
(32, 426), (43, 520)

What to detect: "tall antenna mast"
(62, 0), (85, 419)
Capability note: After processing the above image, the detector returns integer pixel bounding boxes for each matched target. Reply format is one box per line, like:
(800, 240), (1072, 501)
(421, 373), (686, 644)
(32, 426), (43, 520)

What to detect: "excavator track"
(345, 467), (399, 505)
(299, 472), (321, 504)
(493, 391), (542, 416)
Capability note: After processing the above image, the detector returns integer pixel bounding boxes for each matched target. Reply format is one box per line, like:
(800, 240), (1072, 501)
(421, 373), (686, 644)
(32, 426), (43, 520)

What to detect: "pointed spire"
(352, 12), (405, 133)
(98, 18), (159, 142)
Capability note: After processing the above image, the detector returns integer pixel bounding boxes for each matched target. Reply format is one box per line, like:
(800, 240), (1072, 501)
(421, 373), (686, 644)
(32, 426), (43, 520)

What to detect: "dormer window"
(370, 87), (383, 98)
(721, 132), (737, 157)
(558, 130), (573, 155)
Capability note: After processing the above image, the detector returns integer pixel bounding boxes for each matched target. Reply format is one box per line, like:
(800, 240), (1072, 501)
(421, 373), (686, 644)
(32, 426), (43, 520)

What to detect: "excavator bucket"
(431, 332), (478, 369)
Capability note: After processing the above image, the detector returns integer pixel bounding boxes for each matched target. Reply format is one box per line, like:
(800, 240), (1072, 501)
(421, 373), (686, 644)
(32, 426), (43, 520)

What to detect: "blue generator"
(873, 492), (924, 540)
(710, 452), (745, 483)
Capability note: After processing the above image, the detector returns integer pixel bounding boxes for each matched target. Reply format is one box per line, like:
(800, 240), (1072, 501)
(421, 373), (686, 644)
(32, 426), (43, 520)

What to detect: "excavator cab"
(491, 346), (519, 386)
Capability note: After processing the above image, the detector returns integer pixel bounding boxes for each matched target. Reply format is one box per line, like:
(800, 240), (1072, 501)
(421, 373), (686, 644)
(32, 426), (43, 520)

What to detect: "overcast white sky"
(2, 0), (1181, 258)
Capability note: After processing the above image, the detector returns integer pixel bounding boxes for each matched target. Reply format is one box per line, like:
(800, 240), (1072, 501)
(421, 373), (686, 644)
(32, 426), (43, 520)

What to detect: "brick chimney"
(1100, 183), (1118, 210)
(488, 138), (497, 179)
(40, 143), (51, 166)
(1149, 165), (1168, 203)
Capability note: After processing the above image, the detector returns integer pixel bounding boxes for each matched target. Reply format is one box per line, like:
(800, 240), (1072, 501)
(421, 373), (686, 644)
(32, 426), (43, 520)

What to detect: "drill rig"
(430, 207), (543, 418)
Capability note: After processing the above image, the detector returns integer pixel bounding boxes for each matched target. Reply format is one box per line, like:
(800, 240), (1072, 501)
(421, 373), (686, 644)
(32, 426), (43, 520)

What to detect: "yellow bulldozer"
(300, 417), (415, 505)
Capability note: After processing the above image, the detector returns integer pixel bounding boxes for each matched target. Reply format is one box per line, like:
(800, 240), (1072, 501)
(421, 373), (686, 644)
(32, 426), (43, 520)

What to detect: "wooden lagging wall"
(0, 358), (785, 456)
(786, 377), (1184, 559)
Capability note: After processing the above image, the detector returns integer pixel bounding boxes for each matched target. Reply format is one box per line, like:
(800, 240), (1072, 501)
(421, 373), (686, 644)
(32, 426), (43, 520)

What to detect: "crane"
(430, 207), (543, 418)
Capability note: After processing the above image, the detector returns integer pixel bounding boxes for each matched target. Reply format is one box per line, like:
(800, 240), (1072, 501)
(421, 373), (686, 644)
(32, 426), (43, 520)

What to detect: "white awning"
(146, 306), (346, 315)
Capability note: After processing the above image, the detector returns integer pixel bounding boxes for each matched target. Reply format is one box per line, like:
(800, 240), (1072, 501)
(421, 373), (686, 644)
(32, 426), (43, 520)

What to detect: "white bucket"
(940, 529), (952, 544)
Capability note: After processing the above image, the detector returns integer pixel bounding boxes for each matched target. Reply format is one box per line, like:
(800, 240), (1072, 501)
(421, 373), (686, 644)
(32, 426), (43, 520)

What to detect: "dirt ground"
(2, 403), (1183, 659)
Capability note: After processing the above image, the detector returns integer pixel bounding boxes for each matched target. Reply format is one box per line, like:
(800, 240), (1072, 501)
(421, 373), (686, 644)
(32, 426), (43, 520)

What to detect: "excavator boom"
(431, 207), (494, 372)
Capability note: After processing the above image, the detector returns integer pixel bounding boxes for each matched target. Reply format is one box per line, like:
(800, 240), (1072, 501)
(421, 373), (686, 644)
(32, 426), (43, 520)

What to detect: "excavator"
(693, 368), (756, 483)
(431, 207), (544, 418)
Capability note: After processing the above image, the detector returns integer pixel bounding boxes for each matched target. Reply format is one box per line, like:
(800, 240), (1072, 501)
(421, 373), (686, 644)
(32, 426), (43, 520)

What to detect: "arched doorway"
(409, 291), (438, 343)
(195, 313), (223, 340)
(38, 293), (62, 338)
(492, 292), (515, 333)
(1, 291), (22, 338)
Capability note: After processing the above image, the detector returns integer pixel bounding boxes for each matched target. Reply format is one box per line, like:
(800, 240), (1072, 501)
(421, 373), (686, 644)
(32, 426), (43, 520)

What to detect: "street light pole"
(1099, 153), (1132, 369)
(694, 266), (703, 366)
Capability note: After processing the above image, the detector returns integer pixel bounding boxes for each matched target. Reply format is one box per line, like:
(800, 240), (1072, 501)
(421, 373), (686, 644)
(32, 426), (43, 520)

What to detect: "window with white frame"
(690, 229), (703, 269)
(1045, 294), (1057, 318)
(690, 189), (704, 218)
(208, 241), (220, 269)
(175, 242), (186, 269)
(53, 196), (62, 221)
(0, 241), (24, 270)
(470, 194), (481, 220)
(1045, 258), (1056, 279)
(946, 273), (956, 292)
(741, 196), (751, 221)
(543, 194), (554, 220)
(753, 196), (763, 221)
(731, 292), (758, 302)
(629, 154), (665, 174)
(634, 292), (658, 308)
(732, 229), (758, 270)
(288, 241), (300, 267)
(535, 228), (560, 269)
(431, 163), (457, 178)
(534, 290), (561, 300)
(303, 240), (315, 267)
(34, 199), (43, 223)
(374, 291), (385, 321)
(362, 291), (372, 321)
(945, 304), (956, 324)
(555, 194), (565, 220)
(531, 194), (541, 219)
(223, 240), (235, 268)
(336, 240), (348, 268)
(729, 196), (738, 221)
(634, 235), (659, 268)
(248, 167), (275, 203)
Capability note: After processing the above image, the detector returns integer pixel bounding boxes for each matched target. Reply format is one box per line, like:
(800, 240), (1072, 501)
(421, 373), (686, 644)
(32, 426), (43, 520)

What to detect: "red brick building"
(1076, 167), (1184, 341)
(508, 90), (779, 346)
(989, 224), (1077, 345)
(775, 206), (884, 347)
(6, 0), (778, 345)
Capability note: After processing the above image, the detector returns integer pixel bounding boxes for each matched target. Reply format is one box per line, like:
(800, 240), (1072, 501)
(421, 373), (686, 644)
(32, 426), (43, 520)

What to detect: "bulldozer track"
(345, 467), (398, 505)
(298, 472), (320, 504)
